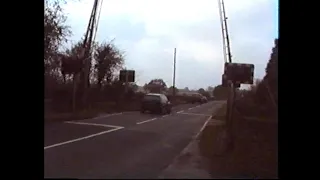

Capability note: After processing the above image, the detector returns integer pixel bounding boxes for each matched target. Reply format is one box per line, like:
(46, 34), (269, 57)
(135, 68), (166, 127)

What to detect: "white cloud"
(62, 0), (278, 89)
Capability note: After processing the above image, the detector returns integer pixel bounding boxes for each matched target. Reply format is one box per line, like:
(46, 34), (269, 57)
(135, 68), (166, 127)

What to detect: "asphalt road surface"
(44, 101), (225, 178)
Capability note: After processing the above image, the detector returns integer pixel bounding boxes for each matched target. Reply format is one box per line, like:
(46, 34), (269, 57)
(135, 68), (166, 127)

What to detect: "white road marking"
(65, 121), (123, 129)
(136, 118), (158, 125)
(188, 107), (193, 110)
(177, 110), (184, 113)
(89, 112), (123, 120)
(195, 115), (213, 139)
(44, 127), (124, 150)
(162, 115), (169, 118)
(177, 112), (211, 116)
(69, 112), (123, 123)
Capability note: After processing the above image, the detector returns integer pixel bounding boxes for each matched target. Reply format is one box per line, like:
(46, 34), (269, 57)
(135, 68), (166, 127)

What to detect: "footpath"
(158, 134), (212, 179)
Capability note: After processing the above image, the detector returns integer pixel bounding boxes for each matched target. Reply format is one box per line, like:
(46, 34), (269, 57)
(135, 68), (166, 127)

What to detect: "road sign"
(119, 70), (135, 82)
(224, 62), (254, 85)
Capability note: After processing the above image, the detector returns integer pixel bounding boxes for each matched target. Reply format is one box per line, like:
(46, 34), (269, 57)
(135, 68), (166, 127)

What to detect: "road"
(44, 101), (225, 178)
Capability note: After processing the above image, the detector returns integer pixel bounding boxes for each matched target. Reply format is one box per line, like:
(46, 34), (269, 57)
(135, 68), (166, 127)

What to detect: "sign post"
(119, 69), (135, 101)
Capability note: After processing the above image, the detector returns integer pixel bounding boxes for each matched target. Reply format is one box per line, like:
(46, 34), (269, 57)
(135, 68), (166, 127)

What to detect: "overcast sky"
(62, 0), (278, 90)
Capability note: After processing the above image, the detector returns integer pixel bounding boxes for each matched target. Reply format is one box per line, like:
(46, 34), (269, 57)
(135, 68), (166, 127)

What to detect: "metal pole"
(219, 0), (236, 152)
(125, 69), (129, 94)
(82, 0), (99, 109)
(217, 0), (227, 63)
(221, 0), (232, 63)
(173, 48), (177, 97)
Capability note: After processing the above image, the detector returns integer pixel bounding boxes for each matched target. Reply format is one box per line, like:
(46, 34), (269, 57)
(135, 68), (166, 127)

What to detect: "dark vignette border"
(279, 0), (315, 179)
(3, 0), (316, 178)
(3, 0), (44, 179)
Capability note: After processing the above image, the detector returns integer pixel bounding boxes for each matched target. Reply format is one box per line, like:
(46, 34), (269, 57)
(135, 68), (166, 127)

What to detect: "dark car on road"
(141, 93), (172, 114)
(190, 93), (203, 104)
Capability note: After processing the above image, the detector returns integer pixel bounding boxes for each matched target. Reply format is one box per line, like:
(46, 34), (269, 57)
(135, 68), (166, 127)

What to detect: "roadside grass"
(211, 104), (227, 121)
(45, 111), (98, 123)
(200, 103), (278, 179)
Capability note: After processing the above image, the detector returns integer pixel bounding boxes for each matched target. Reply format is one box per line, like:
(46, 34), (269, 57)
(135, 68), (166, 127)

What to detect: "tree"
(250, 79), (262, 92)
(198, 88), (210, 98)
(198, 88), (206, 94)
(146, 79), (167, 93)
(212, 85), (229, 99)
(207, 86), (214, 95)
(128, 83), (139, 92)
(264, 38), (278, 105)
(255, 38), (278, 108)
(143, 83), (149, 92)
(44, 0), (72, 107)
(94, 41), (125, 89)
(44, 0), (71, 76)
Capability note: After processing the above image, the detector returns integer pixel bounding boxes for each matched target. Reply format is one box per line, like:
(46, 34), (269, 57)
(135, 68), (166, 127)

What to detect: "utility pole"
(172, 48), (177, 98)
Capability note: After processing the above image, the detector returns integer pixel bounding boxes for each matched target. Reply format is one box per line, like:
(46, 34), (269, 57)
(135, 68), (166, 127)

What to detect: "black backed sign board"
(223, 62), (254, 86)
(119, 70), (135, 83)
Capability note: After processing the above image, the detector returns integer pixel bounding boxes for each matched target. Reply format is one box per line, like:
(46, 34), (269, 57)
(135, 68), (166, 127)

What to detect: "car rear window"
(143, 95), (161, 101)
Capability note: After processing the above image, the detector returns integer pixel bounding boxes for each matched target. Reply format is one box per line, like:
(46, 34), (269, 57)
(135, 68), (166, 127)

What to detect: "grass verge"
(45, 110), (99, 123)
(199, 104), (278, 179)
(212, 104), (227, 121)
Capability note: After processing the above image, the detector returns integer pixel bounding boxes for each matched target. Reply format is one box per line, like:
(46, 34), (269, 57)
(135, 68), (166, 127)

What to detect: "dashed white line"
(162, 115), (169, 118)
(44, 127), (124, 150)
(65, 121), (123, 129)
(136, 118), (158, 125)
(177, 110), (184, 113)
(177, 112), (211, 116)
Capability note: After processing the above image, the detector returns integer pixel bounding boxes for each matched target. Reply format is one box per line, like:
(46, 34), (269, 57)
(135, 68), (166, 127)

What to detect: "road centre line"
(162, 115), (169, 118)
(177, 112), (211, 116)
(44, 127), (124, 150)
(136, 118), (158, 125)
(136, 104), (206, 125)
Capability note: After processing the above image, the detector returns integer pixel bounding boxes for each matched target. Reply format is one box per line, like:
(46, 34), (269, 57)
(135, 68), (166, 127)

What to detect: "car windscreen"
(143, 95), (161, 102)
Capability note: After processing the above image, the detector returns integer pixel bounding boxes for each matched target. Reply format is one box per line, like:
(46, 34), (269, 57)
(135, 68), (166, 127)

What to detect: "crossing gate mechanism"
(222, 62), (254, 87)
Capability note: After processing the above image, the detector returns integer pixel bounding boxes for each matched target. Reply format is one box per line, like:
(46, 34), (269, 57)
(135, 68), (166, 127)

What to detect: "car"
(208, 95), (215, 101)
(201, 96), (208, 103)
(140, 93), (172, 114)
(190, 93), (203, 104)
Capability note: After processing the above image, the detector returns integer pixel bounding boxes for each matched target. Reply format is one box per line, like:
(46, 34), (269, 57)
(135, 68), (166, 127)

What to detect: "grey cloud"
(96, 16), (147, 43)
(129, 42), (224, 89)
